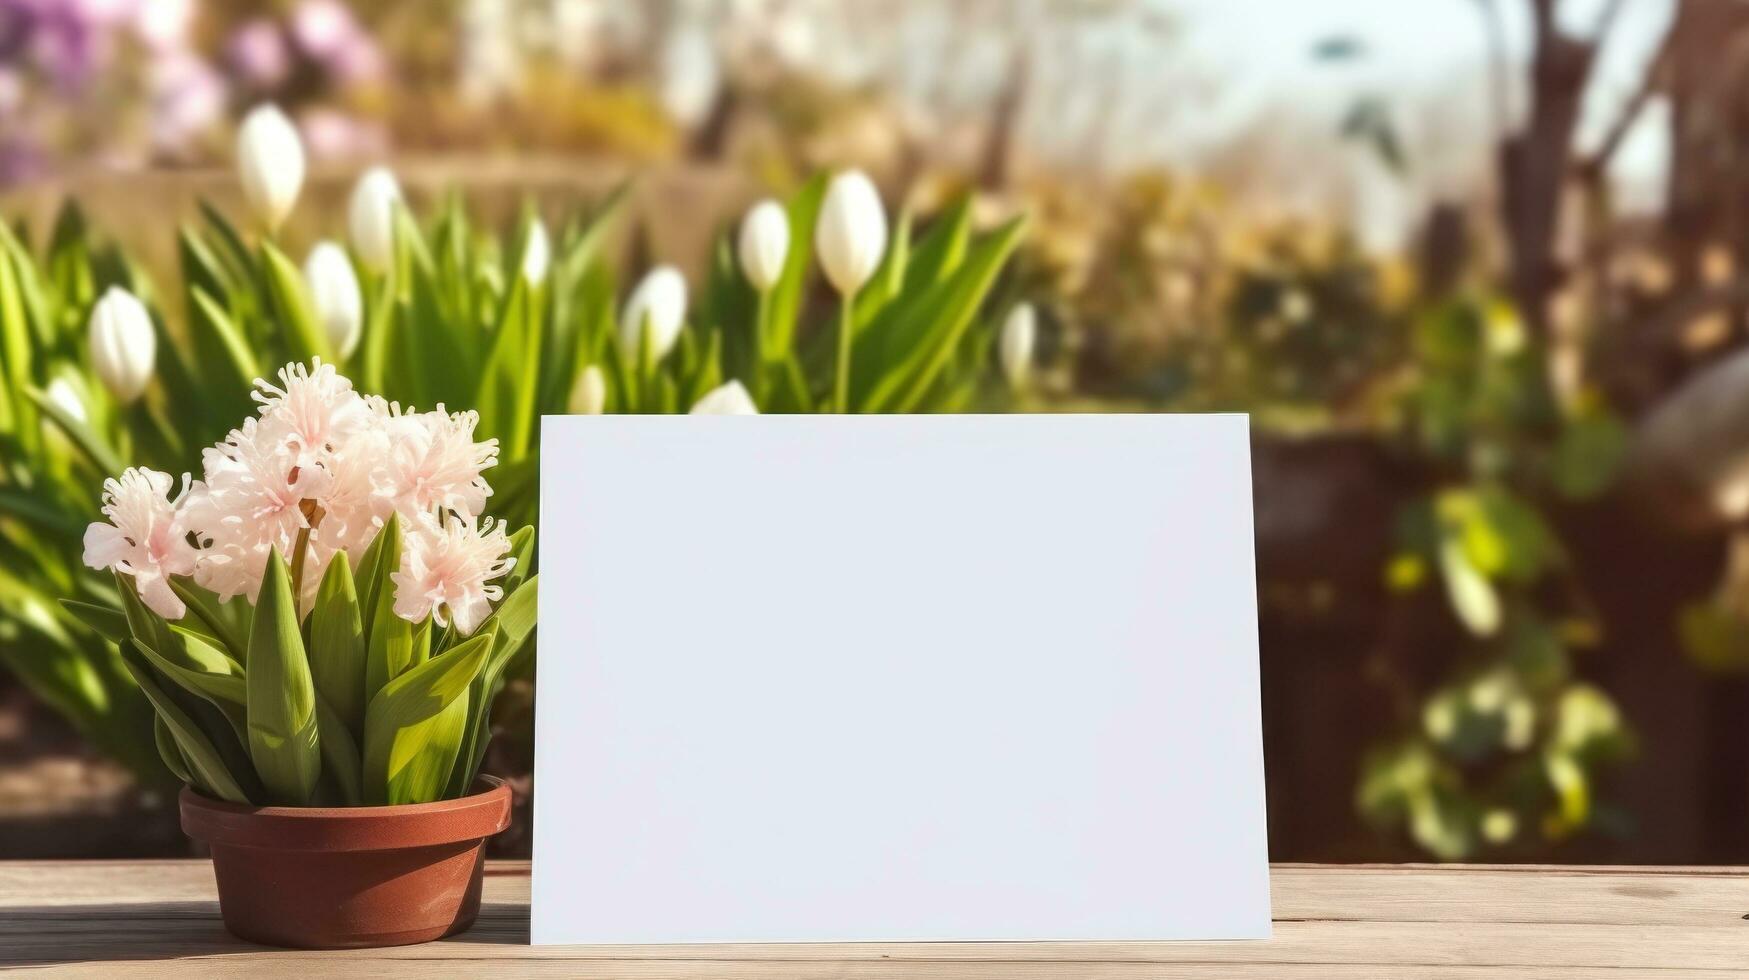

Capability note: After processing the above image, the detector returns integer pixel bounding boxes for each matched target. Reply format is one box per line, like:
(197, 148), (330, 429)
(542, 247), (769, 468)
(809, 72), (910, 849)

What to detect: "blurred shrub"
(1027, 173), (1411, 422)
(1359, 296), (1633, 858)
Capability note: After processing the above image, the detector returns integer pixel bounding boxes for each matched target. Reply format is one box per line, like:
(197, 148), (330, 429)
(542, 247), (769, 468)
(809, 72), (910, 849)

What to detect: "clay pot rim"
(181, 774), (512, 852)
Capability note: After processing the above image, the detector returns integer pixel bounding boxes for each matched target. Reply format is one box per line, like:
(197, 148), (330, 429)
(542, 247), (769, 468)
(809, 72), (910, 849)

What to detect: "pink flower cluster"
(83, 360), (514, 634)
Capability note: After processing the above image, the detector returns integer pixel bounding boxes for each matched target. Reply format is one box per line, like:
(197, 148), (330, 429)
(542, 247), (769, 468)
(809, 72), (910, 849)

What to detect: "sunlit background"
(7, 0), (1749, 867)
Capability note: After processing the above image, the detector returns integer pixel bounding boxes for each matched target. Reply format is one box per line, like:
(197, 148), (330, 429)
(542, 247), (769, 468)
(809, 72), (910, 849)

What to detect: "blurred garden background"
(5, 0), (1749, 867)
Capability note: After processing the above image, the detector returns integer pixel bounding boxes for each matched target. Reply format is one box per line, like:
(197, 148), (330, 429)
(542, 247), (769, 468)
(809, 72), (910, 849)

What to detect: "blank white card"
(533, 414), (1270, 944)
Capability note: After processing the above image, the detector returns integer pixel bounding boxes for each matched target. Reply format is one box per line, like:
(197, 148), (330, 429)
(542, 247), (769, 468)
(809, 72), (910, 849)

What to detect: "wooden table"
(2, 860), (1746, 977)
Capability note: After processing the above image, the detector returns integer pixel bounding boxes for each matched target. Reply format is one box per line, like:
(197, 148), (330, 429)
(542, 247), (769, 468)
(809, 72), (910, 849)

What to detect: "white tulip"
(303, 241), (363, 358)
(521, 218), (551, 286)
(236, 104), (304, 231)
(569, 364), (608, 415)
(46, 377), (86, 424)
(737, 198), (789, 292)
(348, 166), (402, 272)
(999, 303), (1036, 388)
(815, 169), (887, 295)
(690, 380), (758, 415)
(88, 287), (156, 403)
(618, 265), (687, 364)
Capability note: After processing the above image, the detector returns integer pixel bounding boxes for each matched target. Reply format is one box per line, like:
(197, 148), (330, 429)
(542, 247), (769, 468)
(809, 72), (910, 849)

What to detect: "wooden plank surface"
(3, 861), (1749, 977)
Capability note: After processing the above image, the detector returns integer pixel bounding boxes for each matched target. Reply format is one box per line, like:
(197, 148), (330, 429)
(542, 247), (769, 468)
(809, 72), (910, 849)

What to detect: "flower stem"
(835, 292), (855, 413)
(637, 313), (653, 413)
(288, 499), (325, 615)
(752, 289), (770, 399)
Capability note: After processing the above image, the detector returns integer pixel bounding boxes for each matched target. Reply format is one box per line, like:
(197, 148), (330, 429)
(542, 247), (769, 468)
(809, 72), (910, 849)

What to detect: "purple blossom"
(149, 50), (223, 154)
(291, 0), (354, 60)
(0, 0), (116, 92)
(290, 0), (382, 85)
(225, 18), (289, 89)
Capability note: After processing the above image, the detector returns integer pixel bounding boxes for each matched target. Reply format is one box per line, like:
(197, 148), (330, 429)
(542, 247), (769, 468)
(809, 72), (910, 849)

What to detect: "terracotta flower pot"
(180, 775), (513, 949)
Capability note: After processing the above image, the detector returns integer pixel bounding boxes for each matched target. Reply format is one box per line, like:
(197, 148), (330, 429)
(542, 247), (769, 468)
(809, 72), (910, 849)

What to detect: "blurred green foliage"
(1362, 297), (1632, 858)
(1022, 171), (1635, 859)
(0, 175), (1025, 789)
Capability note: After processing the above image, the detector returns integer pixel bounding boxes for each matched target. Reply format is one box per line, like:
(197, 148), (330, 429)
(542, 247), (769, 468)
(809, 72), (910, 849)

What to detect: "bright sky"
(1154, 0), (1676, 244)
(673, 0), (1678, 247)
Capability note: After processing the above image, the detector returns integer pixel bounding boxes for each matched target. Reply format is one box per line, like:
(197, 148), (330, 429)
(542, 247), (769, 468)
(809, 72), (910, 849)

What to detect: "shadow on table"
(0, 902), (532, 964)
(453, 901), (532, 945)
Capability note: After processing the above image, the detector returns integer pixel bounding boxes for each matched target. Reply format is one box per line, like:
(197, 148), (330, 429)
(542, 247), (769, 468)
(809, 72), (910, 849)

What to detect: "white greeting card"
(533, 414), (1270, 944)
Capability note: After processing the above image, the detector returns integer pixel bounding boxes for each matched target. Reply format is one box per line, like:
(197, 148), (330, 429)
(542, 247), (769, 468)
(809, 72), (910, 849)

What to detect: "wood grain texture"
(4, 861), (1749, 977)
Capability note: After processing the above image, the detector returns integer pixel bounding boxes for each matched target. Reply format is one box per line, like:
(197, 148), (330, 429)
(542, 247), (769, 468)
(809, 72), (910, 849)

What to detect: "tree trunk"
(1499, 0), (1597, 342)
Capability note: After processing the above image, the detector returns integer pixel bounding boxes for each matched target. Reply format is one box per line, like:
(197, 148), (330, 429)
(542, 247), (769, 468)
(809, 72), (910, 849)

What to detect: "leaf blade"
(309, 555), (367, 739)
(362, 624), (496, 805)
(245, 548), (321, 804)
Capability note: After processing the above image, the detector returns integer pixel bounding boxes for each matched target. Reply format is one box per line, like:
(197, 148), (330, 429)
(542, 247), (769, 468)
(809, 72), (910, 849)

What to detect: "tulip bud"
(569, 364), (608, 415)
(88, 287), (156, 403)
(521, 218), (551, 286)
(815, 169), (887, 295)
(737, 198), (789, 292)
(303, 240), (363, 358)
(999, 303), (1036, 388)
(236, 103), (304, 231)
(348, 165), (402, 273)
(690, 379), (758, 415)
(618, 265), (688, 364)
(46, 376), (86, 424)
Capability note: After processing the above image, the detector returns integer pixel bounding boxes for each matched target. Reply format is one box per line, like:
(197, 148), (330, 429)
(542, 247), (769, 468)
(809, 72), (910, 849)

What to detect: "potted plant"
(67, 358), (537, 949)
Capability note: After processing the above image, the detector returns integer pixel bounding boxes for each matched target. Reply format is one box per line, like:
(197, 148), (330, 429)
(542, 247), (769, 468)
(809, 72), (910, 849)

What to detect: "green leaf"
(58, 598), (128, 645)
(1438, 536), (1502, 637)
(177, 224), (235, 307)
(119, 640), (252, 804)
(366, 541), (419, 706)
(902, 195), (972, 292)
(154, 715), (192, 784)
(446, 674), (494, 799)
(114, 571), (182, 666)
(188, 286), (261, 394)
(403, 218), (475, 409)
(197, 200), (254, 285)
(476, 262), (549, 460)
(27, 385), (125, 477)
(385, 206), (445, 403)
(168, 579), (249, 663)
(0, 488), (87, 537)
(485, 574), (539, 677)
(1544, 750), (1589, 826)
(246, 548), (321, 804)
(448, 574), (539, 796)
(314, 690), (362, 806)
(45, 202), (93, 315)
(859, 214), (1028, 413)
(409, 615), (433, 670)
(309, 555), (367, 739)
(0, 233), (38, 453)
(502, 525), (536, 595)
(259, 241), (335, 365)
(362, 624), (497, 805)
(134, 632), (247, 745)
(360, 273), (396, 395)
(0, 592), (112, 731)
(767, 174), (827, 354)
(354, 512), (400, 642)
(545, 188), (626, 406)
(852, 207), (912, 328)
